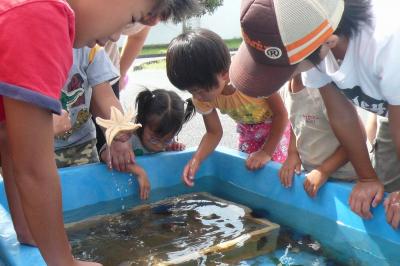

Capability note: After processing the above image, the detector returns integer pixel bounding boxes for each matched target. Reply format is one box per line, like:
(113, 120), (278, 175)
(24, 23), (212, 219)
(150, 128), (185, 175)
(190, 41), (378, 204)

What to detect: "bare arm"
(182, 109), (223, 186)
(90, 82), (123, 118)
(194, 110), (224, 163)
(319, 83), (383, 218)
(319, 84), (373, 179)
(246, 92), (289, 170)
(127, 164), (150, 200)
(262, 92), (288, 156)
(4, 98), (73, 265)
(119, 26), (151, 78)
(316, 146), (349, 177)
(279, 127), (302, 188)
(91, 82), (135, 172)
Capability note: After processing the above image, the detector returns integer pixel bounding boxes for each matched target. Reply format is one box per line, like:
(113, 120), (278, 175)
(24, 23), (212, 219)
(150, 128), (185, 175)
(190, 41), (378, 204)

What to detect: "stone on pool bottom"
(66, 192), (280, 265)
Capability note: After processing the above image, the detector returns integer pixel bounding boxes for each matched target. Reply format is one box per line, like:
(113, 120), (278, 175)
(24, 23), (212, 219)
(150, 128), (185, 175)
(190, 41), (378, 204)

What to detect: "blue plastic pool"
(0, 147), (399, 265)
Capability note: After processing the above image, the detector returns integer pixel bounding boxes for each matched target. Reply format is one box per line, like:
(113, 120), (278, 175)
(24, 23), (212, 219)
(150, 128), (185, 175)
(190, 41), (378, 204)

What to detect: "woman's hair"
(306, 0), (372, 66)
(166, 28), (231, 91)
(135, 88), (195, 138)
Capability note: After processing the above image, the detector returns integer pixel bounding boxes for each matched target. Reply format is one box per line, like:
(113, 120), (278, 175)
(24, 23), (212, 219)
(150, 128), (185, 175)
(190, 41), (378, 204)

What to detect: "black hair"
(166, 28), (231, 92)
(135, 88), (195, 138)
(153, 0), (201, 23)
(306, 0), (372, 66)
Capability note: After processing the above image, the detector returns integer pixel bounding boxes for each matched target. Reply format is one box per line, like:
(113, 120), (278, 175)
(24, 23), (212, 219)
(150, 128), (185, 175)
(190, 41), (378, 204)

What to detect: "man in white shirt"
(229, 0), (400, 228)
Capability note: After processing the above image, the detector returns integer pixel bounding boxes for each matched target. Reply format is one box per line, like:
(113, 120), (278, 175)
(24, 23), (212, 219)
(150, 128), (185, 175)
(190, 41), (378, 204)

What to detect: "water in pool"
(64, 177), (364, 266)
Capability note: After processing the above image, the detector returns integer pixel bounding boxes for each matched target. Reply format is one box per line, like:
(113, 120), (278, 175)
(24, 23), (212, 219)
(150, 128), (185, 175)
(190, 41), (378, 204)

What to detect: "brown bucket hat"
(230, 0), (344, 97)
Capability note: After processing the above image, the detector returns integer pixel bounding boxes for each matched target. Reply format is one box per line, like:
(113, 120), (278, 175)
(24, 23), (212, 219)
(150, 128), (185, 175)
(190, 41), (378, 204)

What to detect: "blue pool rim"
(0, 146), (399, 265)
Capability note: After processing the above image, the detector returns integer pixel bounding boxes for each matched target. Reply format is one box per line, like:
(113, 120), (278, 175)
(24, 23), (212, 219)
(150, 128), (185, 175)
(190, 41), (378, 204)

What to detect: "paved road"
(121, 59), (369, 151)
(121, 68), (238, 150)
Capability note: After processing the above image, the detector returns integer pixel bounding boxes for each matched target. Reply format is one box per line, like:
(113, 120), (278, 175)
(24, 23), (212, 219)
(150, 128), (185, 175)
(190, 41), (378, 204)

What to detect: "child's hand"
(182, 158), (200, 187)
(53, 110), (72, 136)
(166, 141), (186, 151)
(246, 150), (272, 171)
(304, 169), (329, 198)
(136, 173), (151, 200)
(107, 133), (135, 172)
(279, 153), (301, 188)
(384, 191), (400, 229)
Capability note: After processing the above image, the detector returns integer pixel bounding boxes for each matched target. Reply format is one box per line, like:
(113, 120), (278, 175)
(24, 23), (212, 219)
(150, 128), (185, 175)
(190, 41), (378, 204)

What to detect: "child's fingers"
(295, 164), (301, 175)
(182, 165), (194, 187)
(390, 205), (400, 229)
(303, 179), (310, 196)
(141, 187), (145, 200)
(384, 197), (390, 212)
(143, 186), (150, 200)
(372, 188), (384, 208)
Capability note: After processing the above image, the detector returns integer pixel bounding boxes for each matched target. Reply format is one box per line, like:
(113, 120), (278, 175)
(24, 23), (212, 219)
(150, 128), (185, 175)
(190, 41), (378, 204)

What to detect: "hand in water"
(349, 178), (384, 219)
(137, 173), (150, 200)
(182, 158), (200, 187)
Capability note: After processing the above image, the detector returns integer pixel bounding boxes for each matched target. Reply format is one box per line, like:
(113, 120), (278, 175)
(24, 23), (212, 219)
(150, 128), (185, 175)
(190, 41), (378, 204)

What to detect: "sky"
(144, 0), (241, 45)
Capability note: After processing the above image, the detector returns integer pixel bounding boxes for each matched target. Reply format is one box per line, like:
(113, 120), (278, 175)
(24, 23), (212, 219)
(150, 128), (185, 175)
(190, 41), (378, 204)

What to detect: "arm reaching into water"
(182, 109), (223, 186)
(127, 164), (150, 200)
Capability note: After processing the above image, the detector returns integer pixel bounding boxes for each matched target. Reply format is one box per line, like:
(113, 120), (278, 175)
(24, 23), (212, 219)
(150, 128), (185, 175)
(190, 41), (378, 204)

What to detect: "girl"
(100, 88), (195, 199)
(166, 29), (290, 187)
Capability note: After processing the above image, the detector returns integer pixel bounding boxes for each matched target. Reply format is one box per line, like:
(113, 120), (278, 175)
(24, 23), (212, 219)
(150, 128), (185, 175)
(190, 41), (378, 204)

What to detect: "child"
(166, 29), (290, 187)
(229, 0), (400, 226)
(0, 0), (201, 265)
(53, 46), (127, 169)
(100, 88), (195, 200)
(279, 75), (356, 197)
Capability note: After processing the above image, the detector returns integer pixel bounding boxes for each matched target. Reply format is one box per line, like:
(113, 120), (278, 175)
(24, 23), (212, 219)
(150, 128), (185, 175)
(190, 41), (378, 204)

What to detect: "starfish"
(96, 106), (141, 146)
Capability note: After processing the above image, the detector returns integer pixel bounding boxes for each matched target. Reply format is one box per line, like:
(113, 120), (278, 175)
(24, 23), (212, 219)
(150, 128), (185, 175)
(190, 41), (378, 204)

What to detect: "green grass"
(139, 37), (242, 57)
(133, 59), (166, 71)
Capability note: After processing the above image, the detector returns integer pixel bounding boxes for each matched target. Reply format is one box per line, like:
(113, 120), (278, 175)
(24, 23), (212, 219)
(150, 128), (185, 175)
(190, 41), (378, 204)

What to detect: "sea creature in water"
(96, 106), (141, 146)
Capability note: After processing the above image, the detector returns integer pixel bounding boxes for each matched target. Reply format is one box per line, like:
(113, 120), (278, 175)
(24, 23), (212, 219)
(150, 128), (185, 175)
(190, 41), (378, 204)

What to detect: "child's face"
(190, 73), (227, 102)
(141, 126), (176, 152)
(69, 0), (159, 47)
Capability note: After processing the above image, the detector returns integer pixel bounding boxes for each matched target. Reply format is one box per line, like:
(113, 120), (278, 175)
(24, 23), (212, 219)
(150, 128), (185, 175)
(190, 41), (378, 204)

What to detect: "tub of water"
(0, 147), (399, 265)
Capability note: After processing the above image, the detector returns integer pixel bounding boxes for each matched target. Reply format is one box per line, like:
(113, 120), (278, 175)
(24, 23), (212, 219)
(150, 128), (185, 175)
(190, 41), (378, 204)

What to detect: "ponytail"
(183, 98), (196, 124)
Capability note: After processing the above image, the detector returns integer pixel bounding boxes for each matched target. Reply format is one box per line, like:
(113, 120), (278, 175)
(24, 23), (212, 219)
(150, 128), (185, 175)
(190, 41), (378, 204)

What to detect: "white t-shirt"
(302, 0), (400, 117)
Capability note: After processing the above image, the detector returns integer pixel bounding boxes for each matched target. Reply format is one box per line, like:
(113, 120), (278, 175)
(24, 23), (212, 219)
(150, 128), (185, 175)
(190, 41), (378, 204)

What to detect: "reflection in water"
(66, 193), (279, 265)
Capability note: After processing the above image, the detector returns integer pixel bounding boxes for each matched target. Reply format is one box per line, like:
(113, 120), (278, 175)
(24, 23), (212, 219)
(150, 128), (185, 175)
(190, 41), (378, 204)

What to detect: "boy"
(54, 46), (124, 168)
(229, 0), (400, 228)
(279, 74), (357, 197)
(0, 0), (201, 265)
(167, 29), (289, 186)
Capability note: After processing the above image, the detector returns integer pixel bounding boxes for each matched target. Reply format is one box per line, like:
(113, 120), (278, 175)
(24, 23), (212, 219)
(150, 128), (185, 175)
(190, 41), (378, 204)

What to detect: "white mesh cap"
(274, 0), (344, 64)
(230, 0), (345, 97)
